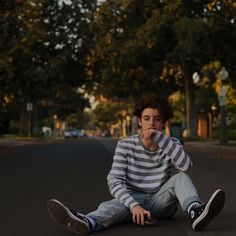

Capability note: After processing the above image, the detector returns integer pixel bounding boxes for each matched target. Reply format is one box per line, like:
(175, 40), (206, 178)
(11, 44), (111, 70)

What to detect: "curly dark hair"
(134, 96), (173, 122)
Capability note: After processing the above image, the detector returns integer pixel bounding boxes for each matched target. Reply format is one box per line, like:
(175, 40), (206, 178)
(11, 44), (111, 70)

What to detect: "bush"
(211, 128), (236, 140)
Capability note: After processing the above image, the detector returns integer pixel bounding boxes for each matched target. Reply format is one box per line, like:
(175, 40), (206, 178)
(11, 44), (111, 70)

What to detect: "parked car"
(64, 129), (85, 138)
(77, 129), (86, 137)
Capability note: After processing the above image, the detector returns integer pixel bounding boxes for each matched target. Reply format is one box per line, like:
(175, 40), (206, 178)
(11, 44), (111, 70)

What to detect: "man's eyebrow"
(143, 115), (161, 117)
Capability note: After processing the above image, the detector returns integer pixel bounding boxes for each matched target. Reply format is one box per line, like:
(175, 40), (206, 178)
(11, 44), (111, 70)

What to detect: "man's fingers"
(145, 211), (151, 219)
(131, 206), (151, 226)
(141, 130), (156, 140)
(140, 213), (145, 225)
(136, 213), (140, 225)
(135, 212), (151, 226)
(133, 212), (143, 225)
(143, 132), (150, 140)
(133, 213), (140, 225)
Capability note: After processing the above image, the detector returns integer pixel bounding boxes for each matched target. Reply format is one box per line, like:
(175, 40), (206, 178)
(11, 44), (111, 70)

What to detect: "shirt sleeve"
(154, 131), (193, 171)
(107, 141), (139, 209)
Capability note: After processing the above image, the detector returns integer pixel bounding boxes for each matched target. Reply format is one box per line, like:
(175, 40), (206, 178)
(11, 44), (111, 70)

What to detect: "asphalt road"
(0, 138), (235, 236)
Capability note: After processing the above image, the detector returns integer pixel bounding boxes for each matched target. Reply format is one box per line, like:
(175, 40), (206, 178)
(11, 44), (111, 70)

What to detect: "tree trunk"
(184, 75), (197, 137)
(19, 104), (28, 136)
(32, 104), (38, 136)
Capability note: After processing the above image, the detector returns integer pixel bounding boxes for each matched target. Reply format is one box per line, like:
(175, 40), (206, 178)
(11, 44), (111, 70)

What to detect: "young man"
(47, 96), (225, 235)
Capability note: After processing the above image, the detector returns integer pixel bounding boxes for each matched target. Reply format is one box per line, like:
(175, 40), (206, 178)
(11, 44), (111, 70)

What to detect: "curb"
(0, 139), (41, 147)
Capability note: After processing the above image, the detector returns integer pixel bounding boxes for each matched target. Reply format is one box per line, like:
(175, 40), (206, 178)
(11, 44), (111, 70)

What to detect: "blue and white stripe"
(107, 132), (192, 209)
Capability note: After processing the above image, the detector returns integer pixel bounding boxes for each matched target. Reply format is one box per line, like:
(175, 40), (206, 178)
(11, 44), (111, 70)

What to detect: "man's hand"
(131, 205), (151, 226)
(141, 129), (157, 141)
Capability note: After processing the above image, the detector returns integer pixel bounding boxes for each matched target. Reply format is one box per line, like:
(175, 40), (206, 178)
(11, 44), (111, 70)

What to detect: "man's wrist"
(130, 202), (139, 210)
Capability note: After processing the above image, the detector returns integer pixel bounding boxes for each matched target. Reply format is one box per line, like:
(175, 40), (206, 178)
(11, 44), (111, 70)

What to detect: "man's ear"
(138, 117), (142, 127)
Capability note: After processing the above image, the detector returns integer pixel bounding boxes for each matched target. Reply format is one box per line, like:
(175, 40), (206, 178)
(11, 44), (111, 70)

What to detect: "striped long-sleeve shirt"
(107, 131), (192, 209)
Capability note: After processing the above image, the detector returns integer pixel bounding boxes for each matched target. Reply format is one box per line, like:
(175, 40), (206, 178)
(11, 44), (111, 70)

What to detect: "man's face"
(138, 108), (164, 132)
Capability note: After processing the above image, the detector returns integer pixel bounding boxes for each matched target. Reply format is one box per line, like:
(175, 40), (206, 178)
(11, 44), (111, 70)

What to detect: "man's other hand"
(131, 205), (151, 226)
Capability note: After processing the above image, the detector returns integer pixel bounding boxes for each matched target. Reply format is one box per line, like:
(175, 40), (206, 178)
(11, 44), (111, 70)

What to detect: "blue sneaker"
(47, 199), (90, 235)
(189, 189), (225, 231)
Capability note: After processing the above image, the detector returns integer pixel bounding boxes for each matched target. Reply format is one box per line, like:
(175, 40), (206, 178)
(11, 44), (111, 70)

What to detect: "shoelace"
(69, 209), (88, 223)
(191, 203), (200, 209)
(196, 205), (204, 214)
(190, 204), (205, 220)
(69, 208), (92, 229)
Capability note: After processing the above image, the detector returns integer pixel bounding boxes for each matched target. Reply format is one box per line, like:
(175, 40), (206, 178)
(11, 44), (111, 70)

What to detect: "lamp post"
(211, 104), (217, 128)
(26, 102), (33, 138)
(210, 104), (217, 139)
(218, 66), (229, 144)
(53, 114), (58, 137)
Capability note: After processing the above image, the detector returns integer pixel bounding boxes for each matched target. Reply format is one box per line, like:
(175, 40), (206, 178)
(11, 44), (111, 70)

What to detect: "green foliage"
(89, 0), (235, 95)
(92, 100), (130, 130)
(0, 0), (97, 134)
(212, 128), (236, 141)
(1, 0), (236, 136)
(87, 0), (180, 100)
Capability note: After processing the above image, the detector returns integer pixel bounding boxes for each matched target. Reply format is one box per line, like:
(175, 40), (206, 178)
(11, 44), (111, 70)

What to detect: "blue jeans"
(87, 172), (201, 232)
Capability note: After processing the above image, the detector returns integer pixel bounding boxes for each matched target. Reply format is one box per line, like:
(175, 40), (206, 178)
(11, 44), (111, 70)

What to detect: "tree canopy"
(0, 0), (235, 136)
(87, 0), (236, 136)
(0, 0), (97, 134)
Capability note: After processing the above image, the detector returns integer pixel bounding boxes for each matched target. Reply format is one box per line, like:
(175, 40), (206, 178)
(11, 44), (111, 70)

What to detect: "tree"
(88, 0), (236, 137)
(164, 0), (236, 136)
(170, 18), (214, 136)
(92, 98), (131, 135)
(0, 0), (26, 133)
(38, 0), (97, 129)
(0, 0), (97, 135)
(87, 0), (179, 102)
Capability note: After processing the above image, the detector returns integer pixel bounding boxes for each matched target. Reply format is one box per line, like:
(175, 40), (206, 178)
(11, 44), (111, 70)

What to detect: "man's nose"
(150, 118), (155, 124)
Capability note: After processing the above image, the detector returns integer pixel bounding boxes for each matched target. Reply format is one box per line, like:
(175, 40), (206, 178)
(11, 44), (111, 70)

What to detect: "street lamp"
(218, 66), (229, 144)
(192, 72), (200, 84)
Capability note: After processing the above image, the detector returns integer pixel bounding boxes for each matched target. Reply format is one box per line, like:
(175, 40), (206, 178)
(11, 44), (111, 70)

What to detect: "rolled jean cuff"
(182, 196), (202, 212)
(89, 218), (105, 232)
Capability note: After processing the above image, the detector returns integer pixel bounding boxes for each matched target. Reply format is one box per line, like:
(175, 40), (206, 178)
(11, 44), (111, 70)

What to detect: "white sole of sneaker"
(47, 199), (89, 235)
(192, 189), (225, 231)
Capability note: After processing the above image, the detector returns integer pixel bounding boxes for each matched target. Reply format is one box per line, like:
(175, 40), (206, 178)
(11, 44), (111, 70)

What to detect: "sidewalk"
(0, 136), (67, 149)
(184, 140), (236, 159)
(0, 137), (43, 147)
